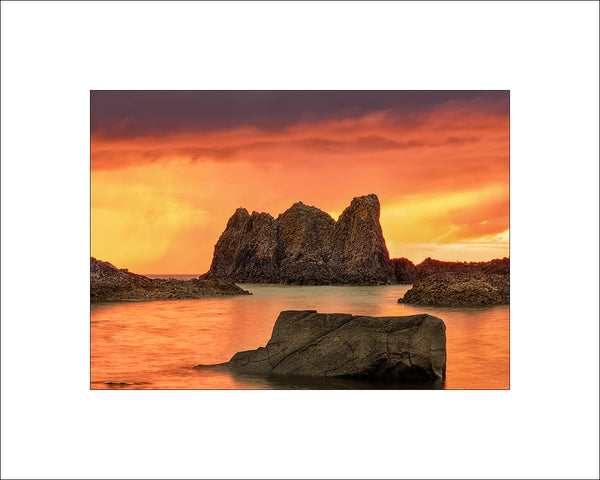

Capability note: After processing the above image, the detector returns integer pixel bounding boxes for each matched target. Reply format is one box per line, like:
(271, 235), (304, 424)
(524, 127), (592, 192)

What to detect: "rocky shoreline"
(196, 310), (446, 381)
(90, 257), (251, 302)
(91, 189), (509, 307)
(397, 258), (510, 307)
(200, 192), (509, 299)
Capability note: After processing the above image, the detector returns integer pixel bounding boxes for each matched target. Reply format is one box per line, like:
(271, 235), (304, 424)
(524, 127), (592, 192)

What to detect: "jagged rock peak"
(250, 211), (274, 219)
(278, 201), (335, 221)
(327, 193), (395, 284)
(334, 194), (382, 228)
(350, 193), (380, 208)
(203, 194), (396, 285)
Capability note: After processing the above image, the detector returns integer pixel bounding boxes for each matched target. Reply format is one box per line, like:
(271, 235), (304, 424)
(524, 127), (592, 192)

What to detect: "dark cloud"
(91, 133), (491, 169)
(90, 90), (509, 138)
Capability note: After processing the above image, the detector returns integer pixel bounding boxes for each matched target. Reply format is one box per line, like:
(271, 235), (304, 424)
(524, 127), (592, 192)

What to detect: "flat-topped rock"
(197, 310), (446, 381)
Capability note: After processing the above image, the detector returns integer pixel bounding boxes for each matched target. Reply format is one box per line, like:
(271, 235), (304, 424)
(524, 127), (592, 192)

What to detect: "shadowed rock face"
(207, 209), (279, 283)
(391, 257), (419, 283)
(277, 202), (336, 284)
(197, 310), (446, 381)
(90, 257), (251, 302)
(203, 194), (396, 285)
(327, 194), (396, 284)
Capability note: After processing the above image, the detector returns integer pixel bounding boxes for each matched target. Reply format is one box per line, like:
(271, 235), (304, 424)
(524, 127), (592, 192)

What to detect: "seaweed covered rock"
(197, 310), (446, 380)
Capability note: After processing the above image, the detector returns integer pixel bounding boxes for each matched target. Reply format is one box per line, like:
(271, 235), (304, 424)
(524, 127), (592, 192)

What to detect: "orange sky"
(91, 92), (509, 274)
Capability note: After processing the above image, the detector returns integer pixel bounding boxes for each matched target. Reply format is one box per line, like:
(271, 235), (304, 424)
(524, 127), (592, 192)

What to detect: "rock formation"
(327, 194), (396, 284)
(398, 272), (509, 307)
(202, 194), (396, 285)
(206, 209), (279, 283)
(197, 310), (446, 381)
(277, 202), (337, 284)
(390, 256), (510, 283)
(90, 257), (251, 302)
(393, 257), (510, 306)
(391, 257), (419, 283)
(413, 257), (510, 278)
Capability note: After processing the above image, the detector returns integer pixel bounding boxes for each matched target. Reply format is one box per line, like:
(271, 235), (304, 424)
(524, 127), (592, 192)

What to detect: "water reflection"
(91, 284), (509, 389)
(225, 371), (445, 390)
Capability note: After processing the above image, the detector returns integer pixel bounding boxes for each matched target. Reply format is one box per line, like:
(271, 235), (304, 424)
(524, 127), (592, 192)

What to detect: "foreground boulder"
(202, 194), (396, 285)
(399, 272), (509, 307)
(197, 310), (446, 380)
(91, 257), (251, 302)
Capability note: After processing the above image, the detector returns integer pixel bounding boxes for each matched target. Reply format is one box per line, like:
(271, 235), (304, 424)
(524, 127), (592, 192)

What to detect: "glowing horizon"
(91, 91), (509, 274)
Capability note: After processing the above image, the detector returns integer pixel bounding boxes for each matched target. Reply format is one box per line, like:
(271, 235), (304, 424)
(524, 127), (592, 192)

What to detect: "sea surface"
(91, 282), (509, 390)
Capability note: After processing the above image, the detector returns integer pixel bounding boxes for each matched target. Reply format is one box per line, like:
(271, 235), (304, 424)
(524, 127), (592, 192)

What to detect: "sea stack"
(202, 194), (397, 285)
(206, 208), (279, 283)
(327, 194), (395, 284)
(277, 202), (337, 284)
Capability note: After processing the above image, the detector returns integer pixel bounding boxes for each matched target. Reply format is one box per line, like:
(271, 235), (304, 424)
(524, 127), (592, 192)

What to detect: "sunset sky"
(91, 91), (509, 274)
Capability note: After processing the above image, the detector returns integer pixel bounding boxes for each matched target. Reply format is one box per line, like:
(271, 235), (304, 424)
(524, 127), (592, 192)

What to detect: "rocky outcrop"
(390, 256), (510, 283)
(197, 310), (446, 381)
(327, 194), (396, 284)
(392, 256), (510, 306)
(414, 257), (510, 278)
(398, 272), (509, 307)
(206, 209), (279, 283)
(391, 257), (419, 283)
(90, 257), (251, 302)
(277, 202), (337, 284)
(202, 194), (396, 285)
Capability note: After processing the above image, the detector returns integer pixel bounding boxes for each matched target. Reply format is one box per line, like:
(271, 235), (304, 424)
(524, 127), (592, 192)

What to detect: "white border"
(1, 2), (599, 479)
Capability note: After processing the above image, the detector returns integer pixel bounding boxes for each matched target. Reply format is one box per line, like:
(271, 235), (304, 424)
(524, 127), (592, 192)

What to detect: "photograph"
(3, 2), (598, 478)
(90, 90), (510, 390)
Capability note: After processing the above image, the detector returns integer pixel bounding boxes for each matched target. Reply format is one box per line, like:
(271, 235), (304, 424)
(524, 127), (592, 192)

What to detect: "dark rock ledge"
(398, 272), (509, 307)
(196, 310), (446, 381)
(90, 257), (251, 302)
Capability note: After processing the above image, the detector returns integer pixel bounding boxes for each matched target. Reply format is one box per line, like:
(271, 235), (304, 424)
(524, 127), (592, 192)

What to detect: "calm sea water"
(91, 283), (509, 390)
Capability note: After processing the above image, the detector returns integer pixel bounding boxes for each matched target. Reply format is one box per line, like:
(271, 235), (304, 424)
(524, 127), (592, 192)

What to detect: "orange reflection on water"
(91, 285), (509, 389)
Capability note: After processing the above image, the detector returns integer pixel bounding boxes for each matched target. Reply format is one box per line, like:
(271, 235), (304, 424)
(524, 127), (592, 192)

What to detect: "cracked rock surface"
(198, 310), (446, 380)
